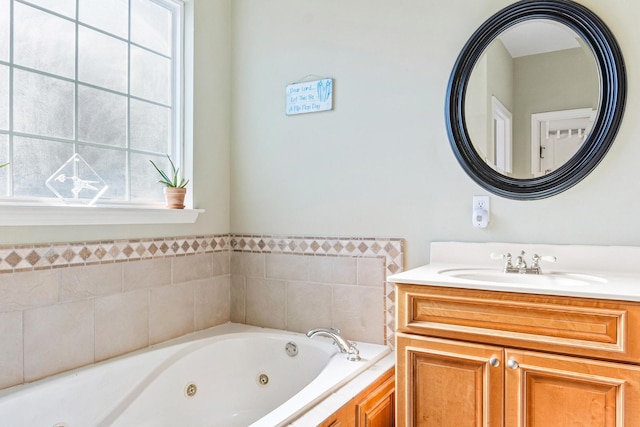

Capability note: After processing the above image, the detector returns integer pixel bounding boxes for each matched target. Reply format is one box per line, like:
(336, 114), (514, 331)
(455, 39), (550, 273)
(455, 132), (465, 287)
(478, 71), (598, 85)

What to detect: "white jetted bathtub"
(0, 323), (391, 426)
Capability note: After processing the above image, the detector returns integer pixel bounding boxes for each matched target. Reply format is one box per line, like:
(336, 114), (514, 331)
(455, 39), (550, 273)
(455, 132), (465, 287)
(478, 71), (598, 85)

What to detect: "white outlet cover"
(472, 195), (490, 228)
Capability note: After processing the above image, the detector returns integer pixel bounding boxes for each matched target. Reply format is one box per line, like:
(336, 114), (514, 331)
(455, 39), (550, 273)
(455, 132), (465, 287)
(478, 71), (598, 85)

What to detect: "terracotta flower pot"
(163, 187), (186, 209)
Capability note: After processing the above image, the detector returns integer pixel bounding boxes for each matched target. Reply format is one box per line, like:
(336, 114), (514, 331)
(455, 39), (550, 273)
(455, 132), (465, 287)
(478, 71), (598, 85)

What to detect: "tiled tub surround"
(230, 235), (404, 346)
(231, 252), (386, 345)
(0, 237), (231, 391)
(0, 234), (403, 391)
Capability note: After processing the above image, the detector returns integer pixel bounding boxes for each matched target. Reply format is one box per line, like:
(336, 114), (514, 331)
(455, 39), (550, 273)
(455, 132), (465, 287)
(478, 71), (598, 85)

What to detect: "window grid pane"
(0, 64), (8, 130)
(0, 0), (10, 62)
(131, 0), (171, 56)
(13, 135), (74, 197)
(21, 0), (75, 19)
(3, 0), (181, 204)
(78, 0), (128, 39)
(13, 2), (76, 78)
(0, 134), (8, 196)
(13, 69), (75, 139)
(78, 25), (129, 93)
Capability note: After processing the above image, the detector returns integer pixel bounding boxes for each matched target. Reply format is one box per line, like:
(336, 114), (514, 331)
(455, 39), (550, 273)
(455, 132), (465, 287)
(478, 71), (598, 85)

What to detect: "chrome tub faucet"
(306, 327), (361, 361)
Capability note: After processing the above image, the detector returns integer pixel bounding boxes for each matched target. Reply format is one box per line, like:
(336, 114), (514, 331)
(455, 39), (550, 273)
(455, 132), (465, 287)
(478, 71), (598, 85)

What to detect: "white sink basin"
(438, 268), (607, 287)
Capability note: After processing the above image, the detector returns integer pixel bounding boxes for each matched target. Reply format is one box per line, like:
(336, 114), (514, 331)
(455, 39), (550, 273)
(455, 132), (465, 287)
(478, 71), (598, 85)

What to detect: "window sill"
(0, 203), (204, 226)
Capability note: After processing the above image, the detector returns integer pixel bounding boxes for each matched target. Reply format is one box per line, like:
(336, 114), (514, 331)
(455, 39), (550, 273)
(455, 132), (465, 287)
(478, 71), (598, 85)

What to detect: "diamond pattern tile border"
(0, 233), (404, 346)
(231, 234), (405, 346)
(0, 235), (231, 273)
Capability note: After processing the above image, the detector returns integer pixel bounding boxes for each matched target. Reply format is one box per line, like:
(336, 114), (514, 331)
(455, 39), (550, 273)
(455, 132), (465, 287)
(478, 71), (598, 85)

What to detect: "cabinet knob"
(507, 359), (519, 370)
(489, 356), (500, 367)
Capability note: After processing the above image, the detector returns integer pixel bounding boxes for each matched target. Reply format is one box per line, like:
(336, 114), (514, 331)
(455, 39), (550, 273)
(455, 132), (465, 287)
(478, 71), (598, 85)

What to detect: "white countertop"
(388, 263), (640, 302)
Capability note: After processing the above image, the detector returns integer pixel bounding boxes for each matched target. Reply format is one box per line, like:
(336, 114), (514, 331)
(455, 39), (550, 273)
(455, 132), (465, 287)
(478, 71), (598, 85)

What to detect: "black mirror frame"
(445, 0), (626, 200)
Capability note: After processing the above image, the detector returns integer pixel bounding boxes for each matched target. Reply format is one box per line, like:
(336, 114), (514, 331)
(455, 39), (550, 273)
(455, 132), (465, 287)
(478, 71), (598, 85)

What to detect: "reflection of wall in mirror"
(466, 39), (513, 169)
(466, 55), (489, 161)
(513, 43), (599, 176)
(487, 40), (513, 171)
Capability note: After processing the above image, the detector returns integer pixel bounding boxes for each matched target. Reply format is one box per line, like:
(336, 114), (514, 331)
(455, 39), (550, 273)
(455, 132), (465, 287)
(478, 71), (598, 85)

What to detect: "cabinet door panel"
(505, 349), (640, 426)
(319, 404), (354, 427)
(397, 333), (503, 427)
(356, 373), (394, 427)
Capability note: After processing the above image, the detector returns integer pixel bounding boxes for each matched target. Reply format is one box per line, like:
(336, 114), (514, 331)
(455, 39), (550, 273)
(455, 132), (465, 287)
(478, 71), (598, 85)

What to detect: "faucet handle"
(531, 254), (557, 266)
(346, 342), (361, 362)
(491, 252), (514, 272)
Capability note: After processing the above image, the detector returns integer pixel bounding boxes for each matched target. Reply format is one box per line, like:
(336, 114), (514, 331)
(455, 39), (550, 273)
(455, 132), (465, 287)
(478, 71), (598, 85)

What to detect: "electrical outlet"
(472, 195), (490, 228)
(473, 195), (490, 211)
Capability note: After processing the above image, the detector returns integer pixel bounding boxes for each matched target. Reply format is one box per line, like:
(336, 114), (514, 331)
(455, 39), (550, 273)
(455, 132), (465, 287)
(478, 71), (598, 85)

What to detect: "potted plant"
(0, 162), (7, 169)
(149, 155), (189, 209)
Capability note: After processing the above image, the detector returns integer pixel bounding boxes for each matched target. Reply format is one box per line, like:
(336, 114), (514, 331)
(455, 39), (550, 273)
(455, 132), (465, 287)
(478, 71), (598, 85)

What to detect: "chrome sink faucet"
(492, 251), (556, 274)
(514, 251), (527, 272)
(306, 327), (361, 361)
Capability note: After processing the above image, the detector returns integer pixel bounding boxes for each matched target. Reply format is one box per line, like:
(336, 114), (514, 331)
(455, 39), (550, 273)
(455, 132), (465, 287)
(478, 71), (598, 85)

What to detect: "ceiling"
(499, 20), (582, 58)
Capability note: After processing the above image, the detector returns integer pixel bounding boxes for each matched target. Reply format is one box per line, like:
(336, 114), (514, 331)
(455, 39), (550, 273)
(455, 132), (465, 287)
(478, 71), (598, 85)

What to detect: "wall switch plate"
(472, 195), (490, 228)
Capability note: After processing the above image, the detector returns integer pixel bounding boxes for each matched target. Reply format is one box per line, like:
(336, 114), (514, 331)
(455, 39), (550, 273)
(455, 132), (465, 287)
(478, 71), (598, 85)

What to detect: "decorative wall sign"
(286, 78), (333, 115)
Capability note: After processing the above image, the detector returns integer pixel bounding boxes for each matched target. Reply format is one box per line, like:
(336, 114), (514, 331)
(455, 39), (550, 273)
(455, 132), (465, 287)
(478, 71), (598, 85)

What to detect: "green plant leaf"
(149, 156), (188, 188)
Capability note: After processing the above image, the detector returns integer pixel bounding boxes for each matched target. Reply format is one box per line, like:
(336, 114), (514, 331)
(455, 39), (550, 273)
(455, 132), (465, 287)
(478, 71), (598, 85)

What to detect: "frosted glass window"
(0, 134), (6, 162)
(130, 152), (165, 202)
(13, 136), (74, 197)
(130, 99), (170, 153)
(131, 0), (171, 55)
(14, 3), (75, 78)
(0, 134), (7, 196)
(23, 0), (76, 19)
(13, 70), (74, 139)
(78, 86), (127, 146)
(77, 145), (126, 199)
(0, 0), (9, 62)
(79, 0), (128, 38)
(0, 65), (8, 130)
(2, 0), (183, 204)
(78, 26), (128, 93)
(131, 46), (170, 105)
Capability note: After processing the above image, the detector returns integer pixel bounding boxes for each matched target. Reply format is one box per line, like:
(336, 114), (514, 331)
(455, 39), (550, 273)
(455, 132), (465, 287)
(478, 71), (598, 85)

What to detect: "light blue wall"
(3, 0), (640, 271)
(229, 0), (640, 268)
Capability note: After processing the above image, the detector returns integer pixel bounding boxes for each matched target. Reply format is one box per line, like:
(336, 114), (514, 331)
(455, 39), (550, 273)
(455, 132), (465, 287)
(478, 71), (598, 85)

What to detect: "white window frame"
(0, 0), (200, 225)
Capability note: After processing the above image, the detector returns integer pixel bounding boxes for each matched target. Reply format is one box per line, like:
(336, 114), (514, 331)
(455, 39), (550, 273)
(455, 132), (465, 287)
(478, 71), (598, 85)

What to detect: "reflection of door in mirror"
(531, 108), (595, 176)
(492, 96), (512, 174)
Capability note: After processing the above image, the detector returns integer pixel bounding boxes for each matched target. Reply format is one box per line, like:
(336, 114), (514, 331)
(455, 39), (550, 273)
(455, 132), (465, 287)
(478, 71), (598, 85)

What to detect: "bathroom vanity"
(414, 0), (633, 421)
(390, 242), (640, 426)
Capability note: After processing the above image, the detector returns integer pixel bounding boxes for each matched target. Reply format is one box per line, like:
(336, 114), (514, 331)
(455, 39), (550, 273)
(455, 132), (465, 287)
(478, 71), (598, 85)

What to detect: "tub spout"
(306, 328), (361, 361)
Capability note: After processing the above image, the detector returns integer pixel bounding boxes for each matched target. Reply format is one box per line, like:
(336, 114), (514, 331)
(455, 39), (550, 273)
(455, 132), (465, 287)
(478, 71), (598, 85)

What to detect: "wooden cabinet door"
(397, 333), (504, 427)
(319, 368), (394, 427)
(505, 349), (640, 426)
(319, 404), (354, 427)
(356, 371), (395, 427)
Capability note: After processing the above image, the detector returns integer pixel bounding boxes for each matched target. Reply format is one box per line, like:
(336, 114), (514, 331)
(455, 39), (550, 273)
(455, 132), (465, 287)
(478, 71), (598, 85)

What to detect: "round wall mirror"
(446, 0), (626, 200)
